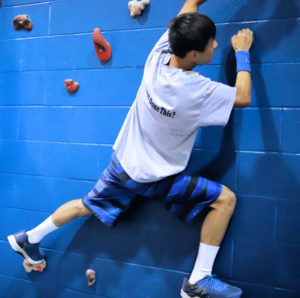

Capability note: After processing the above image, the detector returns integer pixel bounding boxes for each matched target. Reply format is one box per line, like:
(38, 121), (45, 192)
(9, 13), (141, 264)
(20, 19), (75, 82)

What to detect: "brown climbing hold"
(93, 28), (112, 63)
(13, 15), (33, 31)
(86, 269), (96, 286)
(65, 79), (79, 93)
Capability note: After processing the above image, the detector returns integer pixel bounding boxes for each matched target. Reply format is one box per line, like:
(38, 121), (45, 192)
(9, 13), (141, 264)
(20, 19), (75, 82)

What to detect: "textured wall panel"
(0, 0), (299, 297)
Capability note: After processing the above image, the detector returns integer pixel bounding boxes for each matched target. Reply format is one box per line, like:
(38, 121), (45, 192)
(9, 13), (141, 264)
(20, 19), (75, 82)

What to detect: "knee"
(77, 199), (92, 217)
(211, 185), (236, 216)
(225, 188), (236, 214)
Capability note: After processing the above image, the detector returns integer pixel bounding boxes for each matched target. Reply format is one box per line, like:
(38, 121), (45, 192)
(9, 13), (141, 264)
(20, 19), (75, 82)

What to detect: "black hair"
(168, 13), (216, 58)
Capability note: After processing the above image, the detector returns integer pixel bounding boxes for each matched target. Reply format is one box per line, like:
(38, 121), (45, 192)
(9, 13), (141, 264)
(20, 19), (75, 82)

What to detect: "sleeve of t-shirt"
(151, 30), (170, 54)
(197, 80), (237, 127)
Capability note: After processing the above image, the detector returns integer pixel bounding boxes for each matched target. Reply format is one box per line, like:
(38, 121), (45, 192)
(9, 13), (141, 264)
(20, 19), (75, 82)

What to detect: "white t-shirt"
(113, 30), (237, 183)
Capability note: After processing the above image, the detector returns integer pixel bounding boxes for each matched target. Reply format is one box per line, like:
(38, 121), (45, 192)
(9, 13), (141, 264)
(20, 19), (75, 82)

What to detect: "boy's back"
(114, 29), (236, 183)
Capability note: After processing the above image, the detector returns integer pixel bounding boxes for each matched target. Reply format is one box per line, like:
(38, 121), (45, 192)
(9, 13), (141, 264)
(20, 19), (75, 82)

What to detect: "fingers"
(236, 28), (253, 36)
(231, 28), (254, 51)
(232, 28), (254, 43)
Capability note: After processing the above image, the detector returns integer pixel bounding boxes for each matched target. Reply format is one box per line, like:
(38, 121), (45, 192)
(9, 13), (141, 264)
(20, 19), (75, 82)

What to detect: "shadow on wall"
(237, 0), (299, 198)
(136, 1), (151, 25)
(54, 200), (204, 291)
(190, 0), (299, 189)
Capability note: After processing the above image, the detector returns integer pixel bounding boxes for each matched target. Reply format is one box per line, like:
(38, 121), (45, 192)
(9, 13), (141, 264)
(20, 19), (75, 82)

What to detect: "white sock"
(27, 216), (58, 244)
(189, 242), (220, 284)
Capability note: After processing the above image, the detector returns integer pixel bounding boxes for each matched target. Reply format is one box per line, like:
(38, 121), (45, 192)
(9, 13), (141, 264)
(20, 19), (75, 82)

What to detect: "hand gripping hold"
(13, 15), (33, 31)
(93, 28), (112, 63)
(65, 79), (79, 93)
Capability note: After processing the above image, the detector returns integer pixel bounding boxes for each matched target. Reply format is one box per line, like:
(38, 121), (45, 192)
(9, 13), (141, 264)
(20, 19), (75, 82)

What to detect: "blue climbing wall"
(0, 0), (299, 297)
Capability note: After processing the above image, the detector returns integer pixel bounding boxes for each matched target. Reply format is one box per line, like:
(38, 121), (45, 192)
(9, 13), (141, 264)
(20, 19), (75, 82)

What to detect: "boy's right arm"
(178, 0), (207, 16)
(231, 29), (254, 108)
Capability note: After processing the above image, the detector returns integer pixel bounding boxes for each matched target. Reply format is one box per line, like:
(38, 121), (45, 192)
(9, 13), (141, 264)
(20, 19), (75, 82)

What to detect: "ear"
(191, 50), (198, 58)
(188, 50), (198, 61)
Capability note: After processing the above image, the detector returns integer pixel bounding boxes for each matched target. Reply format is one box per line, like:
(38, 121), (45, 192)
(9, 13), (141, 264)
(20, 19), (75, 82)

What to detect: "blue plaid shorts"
(82, 152), (222, 227)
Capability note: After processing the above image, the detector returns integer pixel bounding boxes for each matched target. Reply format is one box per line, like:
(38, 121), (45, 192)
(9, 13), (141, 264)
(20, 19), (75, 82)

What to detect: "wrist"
(234, 48), (250, 52)
(235, 50), (251, 73)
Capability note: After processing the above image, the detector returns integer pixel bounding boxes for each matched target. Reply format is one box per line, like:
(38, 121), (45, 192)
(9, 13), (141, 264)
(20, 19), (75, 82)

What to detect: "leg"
(26, 198), (92, 243)
(7, 198), (92, 264)
(189, 185), (236, 283)
(155, 174), (241, 297)
(8, 151), (127, 264)
(201, 185), (236, 246)
(51, 199), (92, 227)
(182, 185), (242, 298)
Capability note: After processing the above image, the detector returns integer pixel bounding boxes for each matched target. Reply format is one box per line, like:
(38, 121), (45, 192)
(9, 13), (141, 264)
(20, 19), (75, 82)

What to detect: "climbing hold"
(93, 28), (112, 63)
(128, 0), (150, 17)
(65, 79), (79, 93)
(86, 269), (96, 286)
(13, 15), (33, 31)
(23, 259), (46, 273)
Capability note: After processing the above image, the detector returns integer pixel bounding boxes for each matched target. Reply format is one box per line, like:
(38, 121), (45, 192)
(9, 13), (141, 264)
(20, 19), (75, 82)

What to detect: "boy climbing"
(8, 0), (253, 297)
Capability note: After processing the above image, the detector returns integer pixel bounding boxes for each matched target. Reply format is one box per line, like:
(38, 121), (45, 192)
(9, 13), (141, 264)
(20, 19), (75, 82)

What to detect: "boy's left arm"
(178, 0), (207, 16)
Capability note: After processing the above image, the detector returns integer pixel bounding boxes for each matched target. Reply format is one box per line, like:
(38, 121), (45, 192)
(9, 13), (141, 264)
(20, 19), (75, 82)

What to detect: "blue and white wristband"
(235, 50), (251, 73)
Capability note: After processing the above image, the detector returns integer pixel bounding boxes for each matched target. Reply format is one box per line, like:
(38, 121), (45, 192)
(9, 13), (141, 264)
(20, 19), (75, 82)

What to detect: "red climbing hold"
(93, 28), (112, 63)
(13, 15), (33, 31)
(65, 79), (79, 93)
